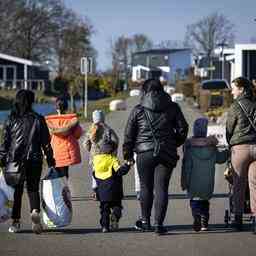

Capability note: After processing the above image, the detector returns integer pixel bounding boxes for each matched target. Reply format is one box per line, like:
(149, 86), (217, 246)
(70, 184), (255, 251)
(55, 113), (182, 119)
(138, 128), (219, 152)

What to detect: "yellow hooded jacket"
(93, 154), (121, 180)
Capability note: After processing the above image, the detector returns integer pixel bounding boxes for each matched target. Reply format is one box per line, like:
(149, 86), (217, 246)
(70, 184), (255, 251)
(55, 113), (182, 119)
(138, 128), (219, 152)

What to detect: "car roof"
(201, 79), (230, 90)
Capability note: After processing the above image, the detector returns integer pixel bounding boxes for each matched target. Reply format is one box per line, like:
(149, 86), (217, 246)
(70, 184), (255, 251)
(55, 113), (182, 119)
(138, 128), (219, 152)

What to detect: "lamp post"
(217, 42), (228, 80)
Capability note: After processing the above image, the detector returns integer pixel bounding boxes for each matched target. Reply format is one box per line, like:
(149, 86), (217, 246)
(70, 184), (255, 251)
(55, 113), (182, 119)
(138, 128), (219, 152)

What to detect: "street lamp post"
(81, 57), (92, 119)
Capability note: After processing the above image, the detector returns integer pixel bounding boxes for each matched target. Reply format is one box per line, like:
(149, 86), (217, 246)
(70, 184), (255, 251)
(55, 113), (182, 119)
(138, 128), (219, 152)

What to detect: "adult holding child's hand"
(123, 79), (188, 234)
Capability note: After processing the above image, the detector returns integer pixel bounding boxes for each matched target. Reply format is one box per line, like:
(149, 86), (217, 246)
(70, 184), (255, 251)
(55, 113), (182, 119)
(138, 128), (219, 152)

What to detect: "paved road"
(0, 96), (255, 256)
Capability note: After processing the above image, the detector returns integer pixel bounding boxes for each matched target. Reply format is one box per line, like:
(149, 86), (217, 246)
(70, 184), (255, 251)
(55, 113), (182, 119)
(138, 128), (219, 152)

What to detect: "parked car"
(198, 79), (231, 115)
(201, 79), (230, 90)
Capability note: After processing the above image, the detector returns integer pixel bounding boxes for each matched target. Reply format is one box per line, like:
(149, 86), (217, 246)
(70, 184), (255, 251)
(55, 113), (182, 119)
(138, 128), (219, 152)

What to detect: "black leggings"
(12, 161), (42, 219)
(136, 151), (174, 225)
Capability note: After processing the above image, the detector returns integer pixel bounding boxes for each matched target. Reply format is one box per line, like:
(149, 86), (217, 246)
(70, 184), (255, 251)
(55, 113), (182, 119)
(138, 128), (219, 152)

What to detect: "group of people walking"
(0, 76), (256, 235)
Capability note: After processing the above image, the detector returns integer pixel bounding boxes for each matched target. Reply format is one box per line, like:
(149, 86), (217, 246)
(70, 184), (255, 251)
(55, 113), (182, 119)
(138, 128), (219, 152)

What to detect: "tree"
(6, 0), (64, 61)
(132, 34), (153, 52)
(155, 40), (184, 49)
(184, 12), (235, 71)
(0, 0), (24, 54)
(110, 35), (132, 91)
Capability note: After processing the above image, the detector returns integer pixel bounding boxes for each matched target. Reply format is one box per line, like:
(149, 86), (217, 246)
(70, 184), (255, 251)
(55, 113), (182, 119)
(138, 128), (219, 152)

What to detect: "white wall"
(234, 44), (256, 78)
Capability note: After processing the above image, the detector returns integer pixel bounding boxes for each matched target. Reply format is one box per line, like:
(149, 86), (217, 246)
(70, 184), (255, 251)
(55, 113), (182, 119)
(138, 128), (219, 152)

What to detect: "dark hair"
(56, 97), (68, 114)
(141, 79), (163, 94)
(232, 77), (253, 97)
(10, 89), (34, 118)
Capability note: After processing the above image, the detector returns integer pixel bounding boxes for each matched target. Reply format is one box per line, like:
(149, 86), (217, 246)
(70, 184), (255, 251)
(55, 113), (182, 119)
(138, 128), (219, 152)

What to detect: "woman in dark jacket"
(123, 79), (188, 234)
(0, 89), (55, 234)
(226, 77), (256, 233)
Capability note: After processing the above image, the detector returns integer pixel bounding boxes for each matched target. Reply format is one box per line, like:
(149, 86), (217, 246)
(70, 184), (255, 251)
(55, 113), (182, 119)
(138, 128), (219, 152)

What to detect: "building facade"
(0, 53), (49, 90)
(132, 48), (193, 84)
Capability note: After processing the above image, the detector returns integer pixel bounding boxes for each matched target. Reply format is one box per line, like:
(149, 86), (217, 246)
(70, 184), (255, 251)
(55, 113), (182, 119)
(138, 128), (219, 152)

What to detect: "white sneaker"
(8, 220), (21, 233)
(31, 209), (43, 234)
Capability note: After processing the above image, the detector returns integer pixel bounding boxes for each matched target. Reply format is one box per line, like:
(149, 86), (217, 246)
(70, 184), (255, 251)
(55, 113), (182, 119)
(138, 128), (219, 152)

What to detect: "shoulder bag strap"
(25, 118), (37, 160)
(143, 108), (158, 144)
(237, 101), (256, 133)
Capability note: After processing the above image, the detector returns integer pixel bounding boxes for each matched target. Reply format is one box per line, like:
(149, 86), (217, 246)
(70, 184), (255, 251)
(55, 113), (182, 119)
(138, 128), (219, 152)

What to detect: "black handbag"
(4, 119), (37, 187)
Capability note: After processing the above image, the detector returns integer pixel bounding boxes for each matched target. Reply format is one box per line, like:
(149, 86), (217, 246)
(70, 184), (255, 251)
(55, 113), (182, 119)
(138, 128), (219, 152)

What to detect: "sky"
(64, 0), (256, 71)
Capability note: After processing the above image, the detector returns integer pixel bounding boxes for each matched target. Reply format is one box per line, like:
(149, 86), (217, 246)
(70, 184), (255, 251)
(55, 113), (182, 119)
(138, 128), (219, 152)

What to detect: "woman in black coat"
(123, 79), (188, 234)
(0, 89), (55, 234)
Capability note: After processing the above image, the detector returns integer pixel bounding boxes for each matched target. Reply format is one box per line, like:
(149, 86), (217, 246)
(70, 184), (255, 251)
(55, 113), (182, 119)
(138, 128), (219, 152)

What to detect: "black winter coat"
(123, 90), (188, 167)
(0, 111), (55, 167)
(226, 94), (256, 146)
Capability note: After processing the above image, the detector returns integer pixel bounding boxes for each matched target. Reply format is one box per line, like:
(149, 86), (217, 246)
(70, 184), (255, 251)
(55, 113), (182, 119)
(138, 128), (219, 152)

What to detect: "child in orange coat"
(45, 97), (83, 178)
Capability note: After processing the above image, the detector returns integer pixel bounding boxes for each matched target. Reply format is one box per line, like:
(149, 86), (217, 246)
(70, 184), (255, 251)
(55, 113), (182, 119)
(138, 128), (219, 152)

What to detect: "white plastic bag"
(41, 168), (72, 228)
(0, 172), (14, 223)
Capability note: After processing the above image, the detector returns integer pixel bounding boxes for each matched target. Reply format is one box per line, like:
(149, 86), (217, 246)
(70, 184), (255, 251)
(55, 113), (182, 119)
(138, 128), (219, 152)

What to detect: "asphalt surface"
(0, 96), (255, 256)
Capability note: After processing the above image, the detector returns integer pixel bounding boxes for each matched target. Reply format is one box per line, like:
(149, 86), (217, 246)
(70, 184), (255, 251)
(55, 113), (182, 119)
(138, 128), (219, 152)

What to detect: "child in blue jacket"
(181, 118), (228, 232)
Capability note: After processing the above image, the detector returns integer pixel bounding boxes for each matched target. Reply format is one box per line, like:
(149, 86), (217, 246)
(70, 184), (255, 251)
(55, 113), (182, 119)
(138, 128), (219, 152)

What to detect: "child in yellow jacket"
(92, 141), (132, 232)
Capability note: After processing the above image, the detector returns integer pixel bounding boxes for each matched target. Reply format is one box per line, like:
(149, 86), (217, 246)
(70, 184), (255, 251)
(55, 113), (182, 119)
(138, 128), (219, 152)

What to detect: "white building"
(132, 48), (193, 84)
(195, 44), (256, 83)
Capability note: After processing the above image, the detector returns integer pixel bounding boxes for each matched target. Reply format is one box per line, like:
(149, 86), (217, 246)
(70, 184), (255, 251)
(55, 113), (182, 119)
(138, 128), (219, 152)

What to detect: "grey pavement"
(0, 96), (255, 256)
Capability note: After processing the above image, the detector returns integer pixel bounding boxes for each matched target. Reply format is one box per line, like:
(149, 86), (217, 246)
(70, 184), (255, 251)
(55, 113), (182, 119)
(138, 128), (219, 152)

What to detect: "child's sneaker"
(102, 227), (110, 233)
(31, 209), (43, 234)
(193, 215), (201, 232)
(8, 220), (21, 233)
(110, 213), (119, 231)
(201, 216), (209, 231)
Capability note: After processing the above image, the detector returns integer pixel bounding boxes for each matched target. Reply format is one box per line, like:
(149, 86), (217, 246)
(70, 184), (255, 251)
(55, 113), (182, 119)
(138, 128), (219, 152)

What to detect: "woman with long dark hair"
(0, 89), (55, 234)
(226, 77), (256, 233)
(123, 79), (188, 234)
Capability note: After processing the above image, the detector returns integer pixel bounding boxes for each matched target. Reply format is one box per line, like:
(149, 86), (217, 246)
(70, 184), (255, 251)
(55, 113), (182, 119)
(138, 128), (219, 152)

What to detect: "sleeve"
(173, 104), (189, 147)
(122, 107), (138, 161)
(226, 104), (238, 145)
(72, 123), (83, 139)
(82, 134), (92, 152)
(115, 163), (130, 176)
(180, 143), (192, 191)
(39, 116), (55, 167)
(0, 119), (11, 167)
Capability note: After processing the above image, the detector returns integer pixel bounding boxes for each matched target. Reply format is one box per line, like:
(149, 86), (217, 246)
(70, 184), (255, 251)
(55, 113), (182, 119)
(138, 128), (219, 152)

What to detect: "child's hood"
(45, 113), (79, 134)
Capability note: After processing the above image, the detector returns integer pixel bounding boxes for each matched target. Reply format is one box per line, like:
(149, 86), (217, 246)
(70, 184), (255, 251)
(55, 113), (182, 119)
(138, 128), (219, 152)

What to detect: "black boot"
(201, 215), (209, 231)
(193, 215), (201, 232)
(232, 214), (243, 231)
(134, 218), (152, 231)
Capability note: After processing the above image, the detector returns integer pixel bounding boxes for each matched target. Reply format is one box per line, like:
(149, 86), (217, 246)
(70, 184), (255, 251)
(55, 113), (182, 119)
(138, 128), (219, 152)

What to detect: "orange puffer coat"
(45, 114), (83, 168)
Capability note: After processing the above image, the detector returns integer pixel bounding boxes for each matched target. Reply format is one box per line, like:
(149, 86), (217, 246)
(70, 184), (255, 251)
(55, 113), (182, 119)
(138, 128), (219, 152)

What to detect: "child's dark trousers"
(100, 201), (122, 228)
